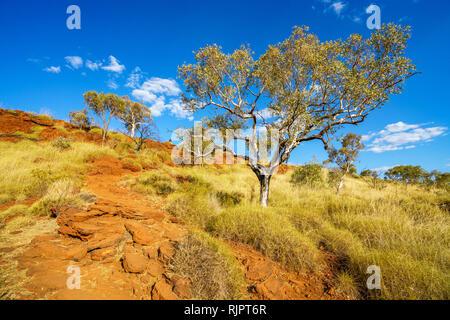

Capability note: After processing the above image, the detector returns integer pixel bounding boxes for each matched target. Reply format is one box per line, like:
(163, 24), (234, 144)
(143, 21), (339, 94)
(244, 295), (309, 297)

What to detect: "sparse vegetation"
(126, 163), (450, 300)
(169, 230), (245, 299)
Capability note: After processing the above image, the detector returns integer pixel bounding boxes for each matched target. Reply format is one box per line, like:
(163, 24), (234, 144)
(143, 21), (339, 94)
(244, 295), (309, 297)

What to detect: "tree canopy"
(178, 24), (418, 206)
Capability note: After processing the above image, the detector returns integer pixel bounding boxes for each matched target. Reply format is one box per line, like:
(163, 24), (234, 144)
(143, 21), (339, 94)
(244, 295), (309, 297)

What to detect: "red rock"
(171, 275), (191, 299)
(87, 233), (124, 252)
(147, 259), (164, 277)
(158, 241), (175, 262)
(151, 279), (178, 300)
(122, 252), (148, 273)
(90, 247), (117, 261)
(142, 246), (159, 259)
(124, 221), (160, 245)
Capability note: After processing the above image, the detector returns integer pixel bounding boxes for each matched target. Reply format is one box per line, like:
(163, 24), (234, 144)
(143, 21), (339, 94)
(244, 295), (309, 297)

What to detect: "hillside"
(0, 109), (448, 300)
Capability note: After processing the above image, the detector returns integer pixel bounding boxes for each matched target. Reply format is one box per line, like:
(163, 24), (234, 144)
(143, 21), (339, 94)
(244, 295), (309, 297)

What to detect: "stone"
(147, 258), (164, 277)
(122, 252), (148, 273)
(87, 233), (124, 252)
(158, 241), (175, 262)
(91, 247), (117, 261)
(151, 279), (178, 300)
(171, 275), (191, 299)
(124, 221), (161, 245)
(142, 246), (159, 259)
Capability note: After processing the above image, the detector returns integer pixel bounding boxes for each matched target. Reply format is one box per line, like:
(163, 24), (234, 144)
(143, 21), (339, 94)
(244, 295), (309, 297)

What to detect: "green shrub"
(136, 172), (176, 195)
(215, 191), (243, 207)
(51, 136), (72, 151)
(36, 114), (53, 122)
(29, 178), (82, 217)
(290, 163), (325, 188)
(89, 127), (103, 135)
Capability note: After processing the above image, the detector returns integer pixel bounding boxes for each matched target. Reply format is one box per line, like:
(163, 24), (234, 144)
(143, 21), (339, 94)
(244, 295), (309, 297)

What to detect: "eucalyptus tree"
(178, 24), (418, 206)
(325, 133), (364, 194)
(83, 91), (125, 146)
(118, 96), (152, 139)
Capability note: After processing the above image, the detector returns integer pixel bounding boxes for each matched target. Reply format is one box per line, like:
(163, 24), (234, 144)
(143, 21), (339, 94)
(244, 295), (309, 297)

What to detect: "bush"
(215, 191), (243, 207)
(169, 230), (245, 299)
(290, 163), (325, 188)
(69, 109), (92, 131)
(26, 168), (58, 197)
(136, 172), (176, 195)
(29, 179), (82, 217)
(51, 136), (72, 151)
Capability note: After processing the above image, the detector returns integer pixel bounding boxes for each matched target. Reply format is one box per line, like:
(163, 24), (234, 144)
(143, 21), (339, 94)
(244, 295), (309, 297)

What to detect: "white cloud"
(363, 121), (447, 153)
(125, 67), (144, 89)
(43, 66), (61, 73)
(330, 1), (345, 16)
(65, 56), (83, 69)
(39, 107), (52, 116)
(131, 77), (192, 120)
(107, 79), (119, 90)
(371, 165), (397, 172)
(101, 56), (125, 73)
(86, 60), (102, 71)
(384, 121), (419, 133)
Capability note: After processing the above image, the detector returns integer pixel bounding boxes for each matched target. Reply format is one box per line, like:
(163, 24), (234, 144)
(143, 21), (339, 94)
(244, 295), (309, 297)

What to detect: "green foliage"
(385, 165), (426, 185)
(35, 114), (53, 122)
(69, 108), (92, 130)
(178, 23), (417, 206)
(215, 191), (243, 207)
(51, 136), (72, 151)
(327, 167), (344, 189)
(29, 179), (82, 217)
(83, 91), (126, 145)
(26, 168), (59, 197)
(290, 163), (325, 188)
(133, 172), (176, 195)
(89, 127), (103, 135)
(117, 96), (152, 138)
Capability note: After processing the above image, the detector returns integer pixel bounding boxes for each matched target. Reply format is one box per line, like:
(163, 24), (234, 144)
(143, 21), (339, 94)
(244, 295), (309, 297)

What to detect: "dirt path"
(0, 157), (344, 300)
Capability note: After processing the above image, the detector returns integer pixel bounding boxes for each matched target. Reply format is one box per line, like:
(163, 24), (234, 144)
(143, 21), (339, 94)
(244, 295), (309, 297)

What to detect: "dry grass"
(169, 230), (246, 300)
(0, 140), (118, 203)
(131, 163), (450, 300)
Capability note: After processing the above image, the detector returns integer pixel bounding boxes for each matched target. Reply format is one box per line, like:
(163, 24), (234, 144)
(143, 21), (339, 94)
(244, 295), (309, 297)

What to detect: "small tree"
(385, 165), (426, 187)
(69, 108), (92, 131)
(178, 24), (417, 206)
(118, 96), (152, 138)
(423, 170), (449, 191)
(133, 119), (159, 152)
(325, 133), (364, 194)
(362, 170), (386, 190)
(83, 91), (126, 146)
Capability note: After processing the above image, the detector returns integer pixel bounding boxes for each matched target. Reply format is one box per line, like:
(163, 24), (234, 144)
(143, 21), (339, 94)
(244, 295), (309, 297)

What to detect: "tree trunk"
(336, 177), (344, 194)
(258, 174), (272, 207)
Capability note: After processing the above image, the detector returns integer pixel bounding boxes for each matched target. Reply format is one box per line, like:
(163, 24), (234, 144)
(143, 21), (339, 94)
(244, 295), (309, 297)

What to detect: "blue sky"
(0, 0), (449, 172)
